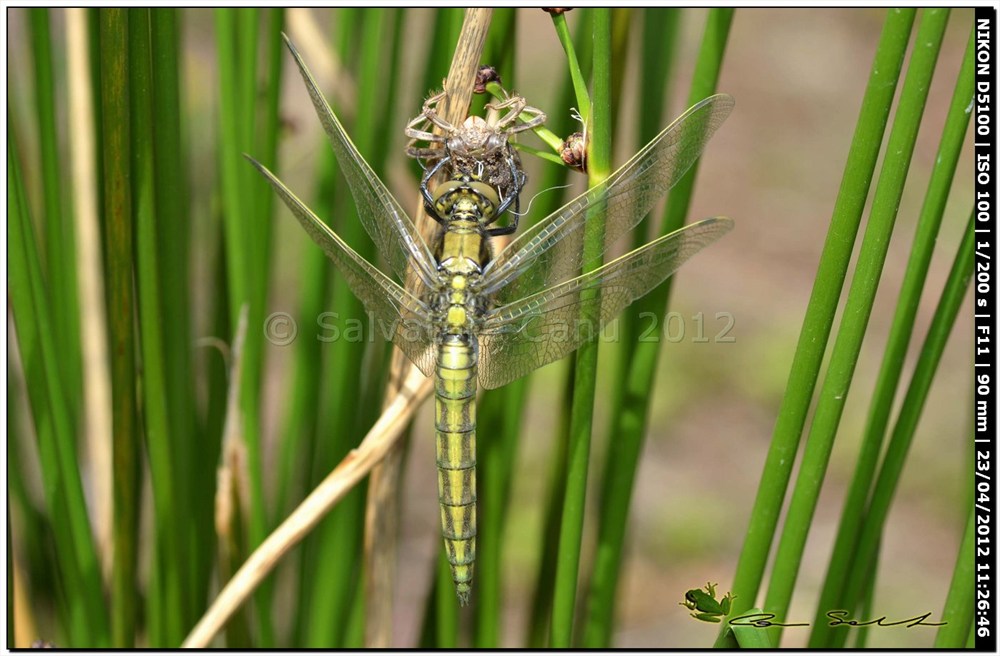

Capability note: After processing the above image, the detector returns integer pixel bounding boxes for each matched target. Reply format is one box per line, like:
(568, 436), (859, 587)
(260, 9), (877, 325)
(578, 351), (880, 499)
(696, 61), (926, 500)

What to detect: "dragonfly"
(247, 34), (734, 606)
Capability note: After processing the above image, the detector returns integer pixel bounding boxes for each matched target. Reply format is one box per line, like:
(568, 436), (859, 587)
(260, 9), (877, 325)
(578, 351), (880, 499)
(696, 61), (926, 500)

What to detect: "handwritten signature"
(728, 611), (946, 629)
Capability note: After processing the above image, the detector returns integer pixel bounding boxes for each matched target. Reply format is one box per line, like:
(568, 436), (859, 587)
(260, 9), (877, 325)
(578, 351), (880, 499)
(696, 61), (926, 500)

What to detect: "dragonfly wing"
(283, 34), (437, 288)
(477, 217), (733, 390)
(248, 156), (438, 377)
(480, 94), (734, 305)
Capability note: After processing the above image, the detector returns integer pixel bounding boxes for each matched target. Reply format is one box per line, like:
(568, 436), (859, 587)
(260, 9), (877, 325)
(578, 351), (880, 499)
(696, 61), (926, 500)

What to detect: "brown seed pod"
(474, 65), (501, 94)
(560, 131), (587, 173)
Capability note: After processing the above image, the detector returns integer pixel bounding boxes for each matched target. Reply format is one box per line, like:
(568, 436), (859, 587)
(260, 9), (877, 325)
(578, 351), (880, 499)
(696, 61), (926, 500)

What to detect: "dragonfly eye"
(485, 133), (505, 151)
(468, 181), (500, 213)
(431, 180), (463, 214)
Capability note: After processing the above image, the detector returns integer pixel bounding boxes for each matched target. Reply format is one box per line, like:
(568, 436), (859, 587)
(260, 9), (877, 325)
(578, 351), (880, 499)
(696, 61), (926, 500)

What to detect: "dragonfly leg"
(486, 93), (547, 134)
(420, 101), (457, 134)
(486, 219), (517, 237)
(487, 187), (520, 236)
(404, 125), (444, 143)
(405, 145), (442, 162)
(405, 91), (459, 164)
(420, 156), (451, 224)
(422, 89), (448, 113)
(507, 104), (547, 134)
(487, 189), (520, 237)
(490, 152), (527, 220)
(486, 94), (526, 130)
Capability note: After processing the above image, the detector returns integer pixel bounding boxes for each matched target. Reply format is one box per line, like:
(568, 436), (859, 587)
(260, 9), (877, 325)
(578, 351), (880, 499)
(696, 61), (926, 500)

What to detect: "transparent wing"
(247, 156), (438, 377)
(283, 34), (438, 288)
(477, 217), (732, 389)
(480, 94), (734, 304)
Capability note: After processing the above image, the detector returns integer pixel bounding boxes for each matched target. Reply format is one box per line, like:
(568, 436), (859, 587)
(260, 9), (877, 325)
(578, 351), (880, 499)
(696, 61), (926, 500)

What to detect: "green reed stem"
(593, 8), (680, 601)
(583, 8), (734, 648)
(524, 11), (594, 648)
(936, 507), (975, 647)
(283, 15), (364, 641)
(717, 10), (916, 645)
(290, 11), (357, 646)
(214, 12), (248, 313)
(148, 9), (201, 629)
(305, 10), (385, 646)
(639, 8), (680, 176)
(20, 14), (97, 640)
(128, 8), (186, 646)
(214, 9), (277, 645)
(549, 10), (591, 126)
(850, 542), (879, 648)
(475, 8), (520, 648)
(809, 16), (972, 647)
(608, 8), (632, 131)
(836, 209), (973, 641)
(99, 9), (142, 646)
(6, 511), (13, 648)
(551, 8), (611, 648)
(9, 116), (109, 647)
(435, 551), (458, 647)
(29, 9), (83, 427)
(764, 9), (946, 645)
(595, 8), (680, 420)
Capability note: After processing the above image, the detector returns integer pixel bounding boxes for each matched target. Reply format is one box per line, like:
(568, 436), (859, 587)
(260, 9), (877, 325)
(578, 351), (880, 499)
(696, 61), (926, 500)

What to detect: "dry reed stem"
(365, 8), (493, 647)
(287, 8), (357, 114)
(182, 365), (432, 648)
(214, 306), (249, 579)
(66, 7), (114, 584)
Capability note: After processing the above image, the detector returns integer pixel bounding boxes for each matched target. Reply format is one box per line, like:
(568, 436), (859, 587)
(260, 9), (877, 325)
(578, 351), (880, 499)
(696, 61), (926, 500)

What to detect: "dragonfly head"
(431, 177), (500, 225)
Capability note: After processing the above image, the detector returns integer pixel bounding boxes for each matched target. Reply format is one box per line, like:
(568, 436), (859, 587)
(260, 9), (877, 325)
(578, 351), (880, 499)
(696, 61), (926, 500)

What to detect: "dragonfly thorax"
(435, 218), (489, 276)
(432, 200), (492, 334)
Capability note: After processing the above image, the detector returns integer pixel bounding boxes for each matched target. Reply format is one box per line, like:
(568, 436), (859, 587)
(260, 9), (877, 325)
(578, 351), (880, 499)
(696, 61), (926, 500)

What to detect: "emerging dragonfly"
(404, 86), (546, 218)
(247, 35), (734, 605)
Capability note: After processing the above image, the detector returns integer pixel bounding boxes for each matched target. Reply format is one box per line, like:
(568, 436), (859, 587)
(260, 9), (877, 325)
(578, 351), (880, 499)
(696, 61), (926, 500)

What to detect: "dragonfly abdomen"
(435, 333), (478, 605)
